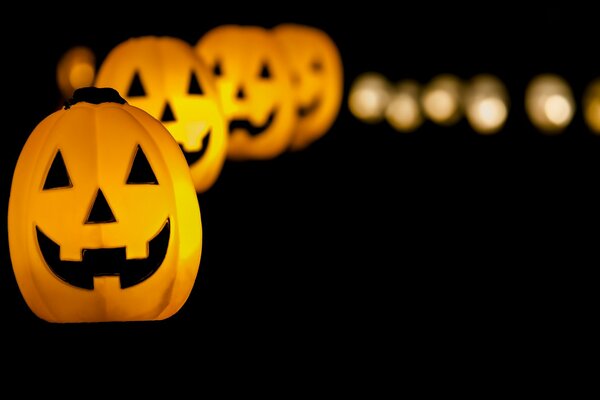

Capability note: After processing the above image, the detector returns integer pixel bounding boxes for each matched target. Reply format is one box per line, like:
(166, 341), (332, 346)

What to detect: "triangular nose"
(85, 189), (116, 224)
(236, 86), (246, 100)
(160, 102), (176, 122)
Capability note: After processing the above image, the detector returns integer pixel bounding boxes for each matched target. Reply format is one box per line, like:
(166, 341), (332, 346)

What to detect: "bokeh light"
(525, 74), (575, 134)
(583, 78), (600, 134)
(385, 80), (423, 132)
(464, 74), (509, 134)
(421, 74), (463, 126)
(348, 72), (392, 123)
(56, 46), (96, 100)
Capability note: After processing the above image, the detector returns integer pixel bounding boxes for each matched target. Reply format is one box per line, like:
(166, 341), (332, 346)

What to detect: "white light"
(478, 98), (507, 128)
(464, 74), (509, 134)
(525, 74), (575, 134)
(385, 80), (423, 132)
(349, 73), (392, 123)
(421, 74), (463, 125)
(544, 94), (572, 126)
(423, 90), (454, 121)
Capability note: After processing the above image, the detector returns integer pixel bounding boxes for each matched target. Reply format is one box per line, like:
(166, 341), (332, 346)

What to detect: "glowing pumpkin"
(8, 87), (202, 323)
(96, 36), (227, 193)
(195, 25), (296, 160)
(272, 23), (343, 151)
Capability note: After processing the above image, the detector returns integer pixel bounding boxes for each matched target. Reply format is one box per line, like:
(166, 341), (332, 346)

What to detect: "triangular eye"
(126, 145), (158, 185)
(213, 60), (222, 76)
(127, 71), (146, 97)
(43, 150), (72, 190)
(311, 59), (323, 72)
(259, 62), (271, 79)
(188, 71), (204, 95)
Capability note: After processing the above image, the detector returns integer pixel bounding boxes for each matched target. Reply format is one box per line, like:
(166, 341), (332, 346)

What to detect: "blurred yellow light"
(464, 74), (509, 134)
(525, 74), (575, 134)
(385, 80), (423, 132)
(583, 78), (600, 133)
(478, 99), (507, 126)
(56, 46), (96, 100)
(348, 73), (391, 123)
(421, 74), (463, 125)
(423, 90), (454, 121)
(69, 63), (95, 91)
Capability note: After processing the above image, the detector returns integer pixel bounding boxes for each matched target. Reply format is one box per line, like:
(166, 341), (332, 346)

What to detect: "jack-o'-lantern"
(195, 25), (296, 160)
(96, 36), (227, 193)
(272, 23), (343, 151)
(8, 87), (202, 323)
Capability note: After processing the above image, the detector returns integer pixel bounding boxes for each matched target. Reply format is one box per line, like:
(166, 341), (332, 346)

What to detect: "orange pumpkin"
(8, 87), (202, 322)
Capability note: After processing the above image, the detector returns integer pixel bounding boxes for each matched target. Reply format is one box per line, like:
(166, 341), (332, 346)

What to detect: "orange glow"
(583, 78), (600, 133)
(56, 46), (96, 100)
(385, 80), (423, 132)
(464, 74), (509, 134)
(348, 73), (391, 123)
(421, 74), (463, 125)
(525, 74), (575, 134)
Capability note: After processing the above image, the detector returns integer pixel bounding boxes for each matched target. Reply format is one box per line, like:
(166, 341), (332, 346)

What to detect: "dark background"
(1, 5), (597, 375)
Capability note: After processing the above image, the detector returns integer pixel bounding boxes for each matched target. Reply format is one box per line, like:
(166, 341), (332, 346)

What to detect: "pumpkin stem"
(64, 87), (126, 109)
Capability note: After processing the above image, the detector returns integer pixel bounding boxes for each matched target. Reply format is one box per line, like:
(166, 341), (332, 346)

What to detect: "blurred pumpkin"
(273, 23), (343, 151)
(195, 25), (296, 160)
(96, 36), (227, 193)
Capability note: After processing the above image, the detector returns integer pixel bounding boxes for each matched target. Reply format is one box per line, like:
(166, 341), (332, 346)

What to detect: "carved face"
(7, 88), (202, 322)
(96, 36), (227, 193)
(273, 24), (343, 151)
(195, 25), (296, 160)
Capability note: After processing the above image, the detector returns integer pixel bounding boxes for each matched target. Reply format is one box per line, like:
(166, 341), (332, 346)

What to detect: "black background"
(1, 5), (597, 378)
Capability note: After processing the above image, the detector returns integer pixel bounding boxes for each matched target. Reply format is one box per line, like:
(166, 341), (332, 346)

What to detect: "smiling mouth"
(179, 130), (211, 166)
(229, 110), (276, 137)
(36, 218), (170, 290)
(298, 97), (321, 118)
